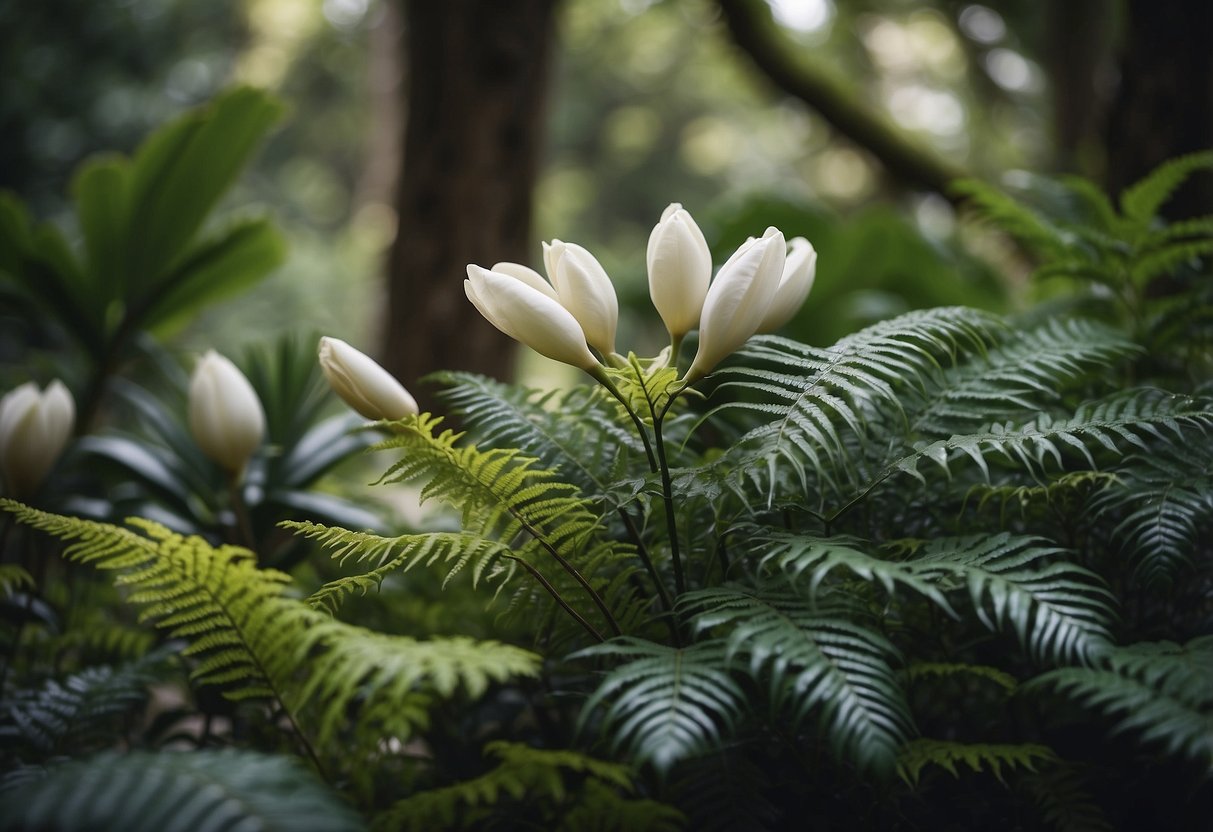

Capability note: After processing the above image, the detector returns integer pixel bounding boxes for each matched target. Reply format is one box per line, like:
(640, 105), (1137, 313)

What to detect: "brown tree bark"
(384, 0), (558, 405)
(1104, 0), (1213, 218)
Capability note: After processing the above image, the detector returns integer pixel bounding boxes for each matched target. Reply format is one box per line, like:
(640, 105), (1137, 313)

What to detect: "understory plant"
(2, 113), (1212, 829)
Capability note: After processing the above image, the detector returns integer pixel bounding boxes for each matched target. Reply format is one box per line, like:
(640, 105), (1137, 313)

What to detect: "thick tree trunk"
(1104, 0), (1213, 218)
(384, 0), (558, 404)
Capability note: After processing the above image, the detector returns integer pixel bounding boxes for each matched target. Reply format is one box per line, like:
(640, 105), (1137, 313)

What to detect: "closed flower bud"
(318, 336), (418, 421)
(685, 227), (786, 383)
(757, 237), (817, 333)
(647, 203), (712, 340)
(0, 380), (75, 498)
(542, 240), (619, 356)
(188, 350), (265, 475)
(465, 264), (600, 371)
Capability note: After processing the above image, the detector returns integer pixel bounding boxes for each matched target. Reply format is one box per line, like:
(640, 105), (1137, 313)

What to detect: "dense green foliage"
(2, 98), (1212, 831)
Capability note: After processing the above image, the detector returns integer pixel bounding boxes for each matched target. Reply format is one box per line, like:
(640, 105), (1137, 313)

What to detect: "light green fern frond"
(372, 741), (682, 831)
(433, 371), (642, 502)
(896, 738), (1056, 786)
(1119, 150), (1213, 223)
(0, 749), (363, 832)
(953, 178), (1073, 254)
(2, 500), (540, 750)
(374, 414), (643, 640)
(682, 584), (913, 773)
(286, 522), (515, 614)
(1025, 636), (1213, 772)
(0, 564), (33, 598)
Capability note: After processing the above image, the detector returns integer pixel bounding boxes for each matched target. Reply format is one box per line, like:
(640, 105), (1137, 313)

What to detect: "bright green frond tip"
(1, 499), (540, 747)
(896, 739), (1057, 786)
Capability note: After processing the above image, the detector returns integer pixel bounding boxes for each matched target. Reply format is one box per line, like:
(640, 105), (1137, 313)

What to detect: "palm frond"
(576, 638), (744, 773)
(0, 749), (362, 832)
(681, 584), (913, 773)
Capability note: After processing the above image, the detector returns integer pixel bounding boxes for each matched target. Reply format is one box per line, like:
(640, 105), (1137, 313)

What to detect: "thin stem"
(651, 414), (686, 596)
(587, 367), (660, 474)
(617, 508), (675, 615)
(227, 472), (257, 550)
(507, 555), (606, 642)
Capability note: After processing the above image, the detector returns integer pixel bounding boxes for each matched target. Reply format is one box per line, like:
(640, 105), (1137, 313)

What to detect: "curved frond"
(286, 522), (515, 614)
(576, 638), (744, 773)
(896, 738), (1056, 786)
(898, 534), (1114, 663)
(681, 585), (912, 773)
(1024, 636), (1213, 771)
(2, 500), (540, 749)
(0, 749), (362, 832)
(1120, 150), (1213, 223)
(371, 741), (681, 832)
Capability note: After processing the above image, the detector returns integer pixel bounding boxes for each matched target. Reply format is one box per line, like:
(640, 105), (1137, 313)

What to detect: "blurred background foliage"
(1, 0), (1079, 369)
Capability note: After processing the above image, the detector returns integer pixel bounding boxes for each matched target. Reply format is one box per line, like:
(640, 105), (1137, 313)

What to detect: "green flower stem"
(227, 471), (257, 551)
(617, 507), (681, 644)
(650, 411), (686, 596)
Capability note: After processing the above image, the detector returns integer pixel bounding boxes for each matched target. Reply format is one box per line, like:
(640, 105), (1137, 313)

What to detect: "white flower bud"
(685, 227), (786, 383)
(542, 239), (619, 356)
(647, 203), (712, 340)
(465, 264), (601, 371)
(318, 337), (418, 421)
(757, 237), (817, 333)
(0, 380), (75, 498)
(188, 351), (265, 475)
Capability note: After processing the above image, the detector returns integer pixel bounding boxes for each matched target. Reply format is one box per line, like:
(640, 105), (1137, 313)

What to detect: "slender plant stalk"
(227, 472), (257, 550)
(507, 555), (606, 642)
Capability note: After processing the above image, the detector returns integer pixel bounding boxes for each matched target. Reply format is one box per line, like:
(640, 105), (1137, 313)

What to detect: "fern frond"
(1119, 150), (1213, 223)
(953, 178), (1072, 253)
(1024, 636), (1213, 771)
(0, 564), (33, 598)
(896, 738), (1056, 786)
(753, 530), (953, 612)
(286, 522), (515, 614)
(374, 414), (642, 640)
(893, 389), (1213, 482)
(576, 638), (744, 773)
(905, 318), (1138, 438)
(713, 307), (1002, 502)
(904, 662), (1019, 692)
(433, 371), (642, 502)
(0, 749), (363, 832)
(0, 648), (172, 761)
(1129, 239), (1213, 285)
(894, 534), (1114, 663)
(371, 741), (681, 832)
(1019, 763), (1115, 832)
(3, 500), (540, 749)
(1089, 438), (1213, 586)
(681, 585), (913, 773)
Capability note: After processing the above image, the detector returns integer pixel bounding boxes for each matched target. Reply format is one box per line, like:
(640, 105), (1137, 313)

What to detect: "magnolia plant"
(0, 381), (75, 500)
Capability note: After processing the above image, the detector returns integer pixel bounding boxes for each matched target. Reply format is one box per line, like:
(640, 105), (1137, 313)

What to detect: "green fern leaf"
(896, 534), (1114, 663)
(576, 638), (744, 773)
(904, 662), (1019, 692)
(3, 500), (540, 749)
(953, 178), (1072, 253)
(896, 738), (1056, 786)
(0, 564), (33, 598)
(681, 585), (913, 773)
(1119, 150), (1213, 223)
(0, 749), (362, 832)
(371, 741), (681, 832)
(1025, 636), (1213, 772)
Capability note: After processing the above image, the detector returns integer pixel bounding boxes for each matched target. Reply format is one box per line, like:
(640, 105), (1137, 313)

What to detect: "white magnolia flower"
(0, 380), (75, 497)
(318, 336), (418, 421)
(188, 351), (265, 475)
(757, 237), (817, 333)
(647, 203), (712, 341)
(542, 240), (619, 356)
(685, 227), (787, 383)
(465, 264), (600, 370)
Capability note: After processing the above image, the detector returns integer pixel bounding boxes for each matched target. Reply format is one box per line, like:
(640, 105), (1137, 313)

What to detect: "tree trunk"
(384, 0), (558, 405)
(1104, 0), (1213, 218)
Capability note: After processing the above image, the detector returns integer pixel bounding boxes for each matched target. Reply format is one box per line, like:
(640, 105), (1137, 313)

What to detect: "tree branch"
(716, 0), (968, 202)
